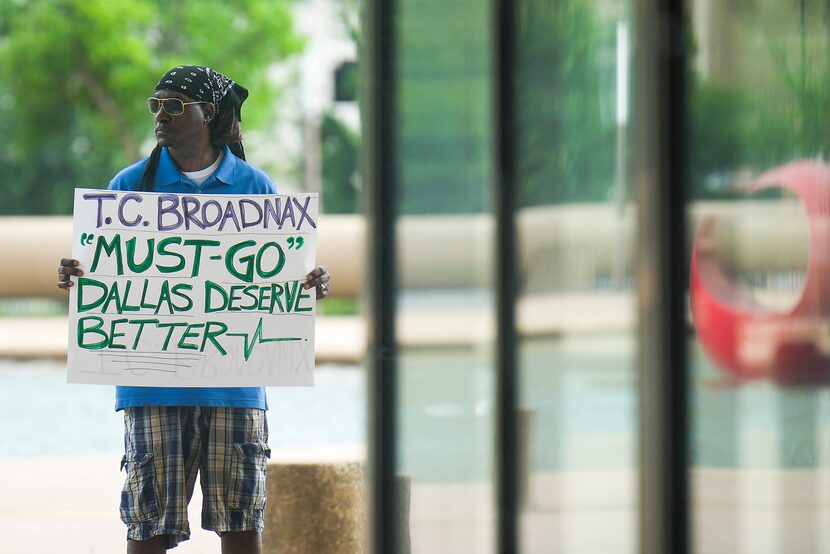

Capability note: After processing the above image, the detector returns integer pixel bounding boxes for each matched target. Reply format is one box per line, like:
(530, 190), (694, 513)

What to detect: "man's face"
(151, 89), (211, 149)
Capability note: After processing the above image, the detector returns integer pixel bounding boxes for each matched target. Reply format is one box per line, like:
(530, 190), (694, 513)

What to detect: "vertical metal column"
(364, 0), (399, 551)
(632, 0), (690, 553)
(493, 0), (518, 551)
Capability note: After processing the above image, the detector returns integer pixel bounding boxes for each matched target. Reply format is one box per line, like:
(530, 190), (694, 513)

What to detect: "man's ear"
(203, 102), (217, 124)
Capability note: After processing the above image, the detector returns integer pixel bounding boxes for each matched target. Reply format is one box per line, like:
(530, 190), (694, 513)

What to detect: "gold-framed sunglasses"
(147, 97), (212, 116)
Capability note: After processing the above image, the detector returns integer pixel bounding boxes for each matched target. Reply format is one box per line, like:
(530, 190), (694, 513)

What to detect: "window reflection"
(515, 1), (637, 552)
(395, 0), (496, 551)
(689, 1), (830, 552)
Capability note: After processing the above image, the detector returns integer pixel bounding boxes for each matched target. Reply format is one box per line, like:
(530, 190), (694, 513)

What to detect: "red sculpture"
(690, 161), (830, 383)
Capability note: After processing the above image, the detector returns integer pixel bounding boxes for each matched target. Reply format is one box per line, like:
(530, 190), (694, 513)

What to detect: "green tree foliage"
(320, 112), (360, 213)
(689, 0), (830, 199)
(515, 0), (617, 207)
(397, 0), (491, 214)
(689, 81), (797, 199)
(395, 0), (620, 212)
(0, 0), (302, 215)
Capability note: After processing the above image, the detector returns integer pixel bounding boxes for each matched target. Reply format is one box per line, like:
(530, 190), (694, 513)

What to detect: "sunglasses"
(147, 97), (211, 116)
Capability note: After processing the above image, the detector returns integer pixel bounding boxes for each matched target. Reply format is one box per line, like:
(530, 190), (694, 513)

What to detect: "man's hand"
(304, 265), (330, 300)
(57, 258), (83, 290)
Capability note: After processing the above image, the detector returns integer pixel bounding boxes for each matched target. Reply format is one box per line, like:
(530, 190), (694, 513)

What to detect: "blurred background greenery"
(688, 0), (830, 199)
(0, 0), (302, 215)
(0, 0), (828, 217)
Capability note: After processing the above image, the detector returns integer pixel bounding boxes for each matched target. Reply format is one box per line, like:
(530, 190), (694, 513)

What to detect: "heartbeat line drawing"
(227, 317), (304, 361)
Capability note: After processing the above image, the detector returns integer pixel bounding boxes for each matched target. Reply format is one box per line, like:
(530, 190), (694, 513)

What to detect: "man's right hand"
(57, 258), (83, 290)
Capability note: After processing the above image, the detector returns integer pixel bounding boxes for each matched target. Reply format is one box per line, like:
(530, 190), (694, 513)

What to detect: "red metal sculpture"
(690, 161), (830, 383)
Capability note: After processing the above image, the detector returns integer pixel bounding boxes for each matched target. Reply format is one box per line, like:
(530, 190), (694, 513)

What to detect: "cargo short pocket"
(119, 453), (161, 524)
(228, 442), (271, 510)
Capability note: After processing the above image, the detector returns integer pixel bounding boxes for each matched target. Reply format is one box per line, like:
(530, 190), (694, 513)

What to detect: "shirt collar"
(155, 145), (237, 188)
(211, 145), (237, 186)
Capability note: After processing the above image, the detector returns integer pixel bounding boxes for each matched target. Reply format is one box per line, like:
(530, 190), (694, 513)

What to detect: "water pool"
(2, 337), (830, 483)
(0, 359), (366, 458)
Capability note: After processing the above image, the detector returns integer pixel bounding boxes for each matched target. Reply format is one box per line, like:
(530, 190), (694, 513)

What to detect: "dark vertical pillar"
(492, 0), (518, 552)
(364, 0), (399, 551)
(632, 0), (690, 553)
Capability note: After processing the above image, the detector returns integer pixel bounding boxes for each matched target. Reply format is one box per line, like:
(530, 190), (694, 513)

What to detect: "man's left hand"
(304, 265), (330, 300)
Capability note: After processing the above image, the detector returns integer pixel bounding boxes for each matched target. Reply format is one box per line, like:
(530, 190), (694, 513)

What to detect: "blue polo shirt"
(108, 145), (276, 411)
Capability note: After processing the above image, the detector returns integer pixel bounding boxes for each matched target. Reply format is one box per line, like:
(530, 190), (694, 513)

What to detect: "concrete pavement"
(2, 452), (829, 553)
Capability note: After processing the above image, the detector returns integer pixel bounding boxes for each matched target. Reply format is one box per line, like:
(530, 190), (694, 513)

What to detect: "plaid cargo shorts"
(120, 406), (270, 548)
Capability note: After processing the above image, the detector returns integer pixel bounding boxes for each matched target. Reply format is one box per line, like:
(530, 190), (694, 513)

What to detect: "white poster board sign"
(67, 189), (317, 387)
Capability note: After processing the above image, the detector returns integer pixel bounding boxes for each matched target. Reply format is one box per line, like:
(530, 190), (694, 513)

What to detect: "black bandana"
(155, 66), (248, 113)
(155, 65), (249, 146)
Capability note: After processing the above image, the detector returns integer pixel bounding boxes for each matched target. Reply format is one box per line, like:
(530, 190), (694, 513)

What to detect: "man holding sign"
(58, 66), (329, 553)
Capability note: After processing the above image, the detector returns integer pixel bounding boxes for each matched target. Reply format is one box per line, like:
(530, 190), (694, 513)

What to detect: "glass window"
(394, 0), (496, 550)
(688, 1), (830, 552)
(514, 1), (638, 552)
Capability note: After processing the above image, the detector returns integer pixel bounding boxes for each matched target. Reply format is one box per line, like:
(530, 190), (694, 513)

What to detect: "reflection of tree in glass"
(394, 0), (511, 214)
(689, 0), (830, 200)
(515, 0), (617, 207)
(321, 112), (360, 214)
